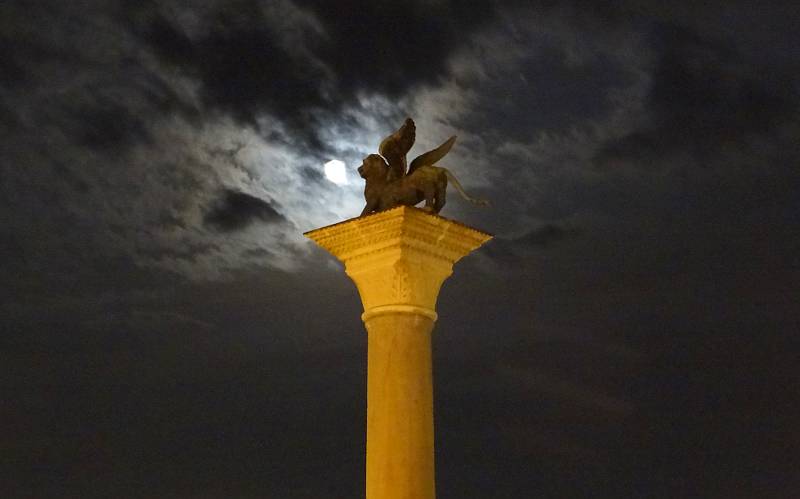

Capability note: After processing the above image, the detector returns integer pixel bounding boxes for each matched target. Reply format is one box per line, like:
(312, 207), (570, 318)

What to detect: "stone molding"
(305, 206), (492, 319)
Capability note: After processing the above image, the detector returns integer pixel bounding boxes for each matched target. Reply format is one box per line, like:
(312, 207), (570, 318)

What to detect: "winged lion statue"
(358, 118), (489, 216)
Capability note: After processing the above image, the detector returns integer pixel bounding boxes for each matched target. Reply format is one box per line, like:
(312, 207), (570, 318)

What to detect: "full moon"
(324, 159), (348, 185)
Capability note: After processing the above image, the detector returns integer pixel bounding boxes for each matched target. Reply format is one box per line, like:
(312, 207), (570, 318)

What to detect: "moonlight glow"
(324, 159), (348, 185)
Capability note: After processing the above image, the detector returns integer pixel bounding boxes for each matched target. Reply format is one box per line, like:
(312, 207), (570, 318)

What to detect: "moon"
(324, 159), (348, 185)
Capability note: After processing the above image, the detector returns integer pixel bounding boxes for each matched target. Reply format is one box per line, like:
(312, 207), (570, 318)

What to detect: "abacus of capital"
(305, 206), (491, 499)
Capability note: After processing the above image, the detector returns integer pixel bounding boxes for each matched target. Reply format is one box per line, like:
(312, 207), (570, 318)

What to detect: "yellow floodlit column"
(305, 206), (491, 499)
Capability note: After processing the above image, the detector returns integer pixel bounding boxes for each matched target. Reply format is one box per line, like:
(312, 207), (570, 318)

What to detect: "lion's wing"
(379, 118), (416, 177)
(407, 136), (457, 175)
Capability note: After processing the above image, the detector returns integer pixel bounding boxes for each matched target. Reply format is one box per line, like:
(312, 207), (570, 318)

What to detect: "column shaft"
(365, 313), (436, 499)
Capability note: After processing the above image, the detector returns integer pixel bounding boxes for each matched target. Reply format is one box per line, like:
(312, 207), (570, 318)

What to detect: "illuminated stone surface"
(305, 206), (491, 499)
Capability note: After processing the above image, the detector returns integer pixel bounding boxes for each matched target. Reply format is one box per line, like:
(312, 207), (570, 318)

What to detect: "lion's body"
(358, 154), (487, 216)
(368, 164), (448, 213)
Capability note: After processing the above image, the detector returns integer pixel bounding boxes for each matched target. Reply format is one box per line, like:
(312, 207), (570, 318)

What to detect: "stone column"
(305, 206), (491, 499)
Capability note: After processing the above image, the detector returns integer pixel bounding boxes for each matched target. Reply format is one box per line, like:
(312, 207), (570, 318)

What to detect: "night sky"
(2, 1), (799, 497)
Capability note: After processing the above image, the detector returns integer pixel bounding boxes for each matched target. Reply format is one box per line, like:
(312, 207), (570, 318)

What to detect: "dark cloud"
(462, 41), (638, 145)
(140, 8), (326, 127)
(58, 69), (196, 152)
(0, 3), (190, 137)
(299, 164), (325, 184)
(137, 240), (220, 263)
(595, 23), (799, 167)
(50, 162), (90, 194)
(127, 0), (507, 148)
(481, 223), (580, 264)
(297, 0), (498, 95)
(203, 189), (286, 232)
(72, 97), (153, 151)
(0, 36), (28, 89)
(515, 223), (579, 247)
(650, 27), (796, 132)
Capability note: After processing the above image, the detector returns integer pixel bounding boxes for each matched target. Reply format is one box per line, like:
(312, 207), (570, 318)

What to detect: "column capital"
(305, 206), (492, 319)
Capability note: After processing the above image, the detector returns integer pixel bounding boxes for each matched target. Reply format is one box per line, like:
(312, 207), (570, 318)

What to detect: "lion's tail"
(443, 169), (490, 207)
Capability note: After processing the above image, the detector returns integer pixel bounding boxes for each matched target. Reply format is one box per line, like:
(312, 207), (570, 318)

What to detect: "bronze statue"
(359, 119), (489, 216)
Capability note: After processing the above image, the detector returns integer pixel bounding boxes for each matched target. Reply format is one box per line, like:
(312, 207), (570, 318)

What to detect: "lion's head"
(358, 154), (389, 180)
